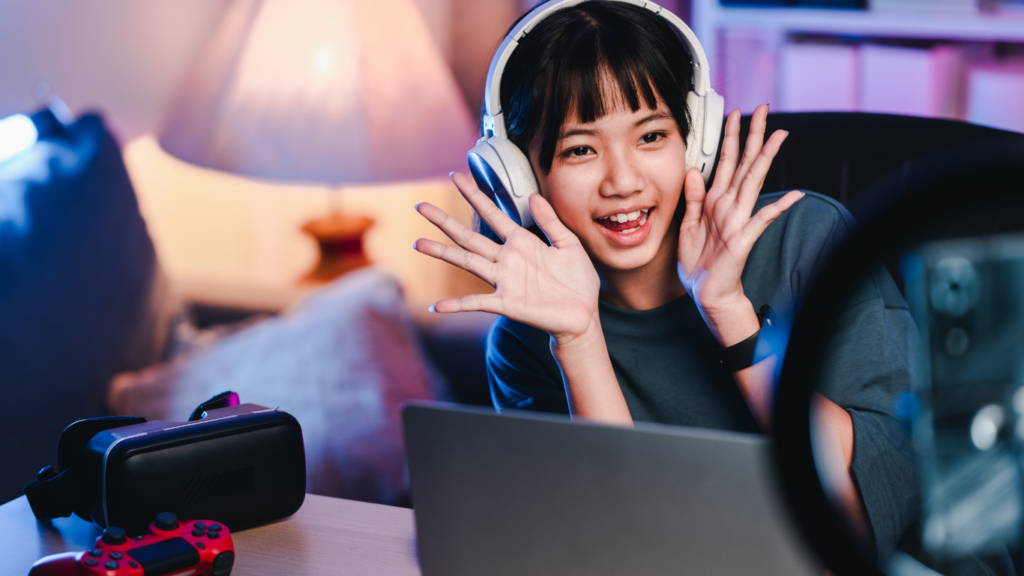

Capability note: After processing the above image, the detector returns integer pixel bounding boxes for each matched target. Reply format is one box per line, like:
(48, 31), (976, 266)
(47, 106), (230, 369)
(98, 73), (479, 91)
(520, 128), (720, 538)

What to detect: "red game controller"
(29, 512), (235, 576)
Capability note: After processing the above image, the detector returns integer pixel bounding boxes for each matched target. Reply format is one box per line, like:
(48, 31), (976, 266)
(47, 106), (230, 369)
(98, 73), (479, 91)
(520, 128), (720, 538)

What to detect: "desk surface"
(1, 494), (421, 575)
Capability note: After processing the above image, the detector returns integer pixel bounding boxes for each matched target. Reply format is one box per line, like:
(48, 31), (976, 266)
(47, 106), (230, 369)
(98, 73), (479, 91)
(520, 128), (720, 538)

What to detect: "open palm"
(414, 172), (600, 342)
(677, 105), (803, 316)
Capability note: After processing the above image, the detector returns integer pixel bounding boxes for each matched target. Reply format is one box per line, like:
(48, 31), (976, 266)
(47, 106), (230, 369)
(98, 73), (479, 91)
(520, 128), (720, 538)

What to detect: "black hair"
(500, 0), (694, 173)
(476, 0), (696, 243)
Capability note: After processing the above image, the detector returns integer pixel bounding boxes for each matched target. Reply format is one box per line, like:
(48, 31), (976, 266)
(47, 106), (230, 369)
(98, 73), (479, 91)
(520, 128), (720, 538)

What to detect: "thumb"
(681, 168), (706, 227)
(530, 194), (577, 248)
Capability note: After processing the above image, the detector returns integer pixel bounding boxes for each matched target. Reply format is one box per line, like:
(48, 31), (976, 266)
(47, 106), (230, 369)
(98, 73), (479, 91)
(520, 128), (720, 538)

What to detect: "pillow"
(0, 113), (175, 503)
(108, 267), (444, 506)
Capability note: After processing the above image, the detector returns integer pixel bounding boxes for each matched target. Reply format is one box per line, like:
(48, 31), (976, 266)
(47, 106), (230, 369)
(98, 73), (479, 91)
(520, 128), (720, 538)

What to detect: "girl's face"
(530, 92), (687, 275)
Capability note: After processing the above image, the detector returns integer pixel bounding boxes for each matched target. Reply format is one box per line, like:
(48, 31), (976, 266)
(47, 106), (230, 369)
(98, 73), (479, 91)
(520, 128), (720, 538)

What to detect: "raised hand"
(414, 172), (601, 343)
(677, 104), (804, 344)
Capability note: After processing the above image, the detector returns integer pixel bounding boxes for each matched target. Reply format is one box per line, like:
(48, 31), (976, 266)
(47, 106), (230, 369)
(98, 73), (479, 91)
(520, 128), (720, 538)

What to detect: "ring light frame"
(773, 137), (1024, 576)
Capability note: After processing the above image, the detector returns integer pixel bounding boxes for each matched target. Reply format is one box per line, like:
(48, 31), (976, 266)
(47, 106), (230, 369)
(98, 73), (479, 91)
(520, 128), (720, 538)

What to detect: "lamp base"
(300, 212), (374, 284)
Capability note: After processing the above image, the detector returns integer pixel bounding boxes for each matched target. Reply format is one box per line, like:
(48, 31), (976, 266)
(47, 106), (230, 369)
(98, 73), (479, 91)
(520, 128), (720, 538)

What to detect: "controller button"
(213, 551), (235, 576)
(88, 548), (102, 557)
(105, 561), (119, 569)
(110, 551), (123, 560)
(84, 558), (98, 567)
(134, 535), (145, 540)
(207, 530), (220, 539)
(102, 526), (127, 545)
(209, 524), (221, 531)
(194, 521), (207, 530)
(129, 561), (139, 569)
(196, 541), (206, 550)
(192, 528), (205, 537)
(155, 512), (179, 531)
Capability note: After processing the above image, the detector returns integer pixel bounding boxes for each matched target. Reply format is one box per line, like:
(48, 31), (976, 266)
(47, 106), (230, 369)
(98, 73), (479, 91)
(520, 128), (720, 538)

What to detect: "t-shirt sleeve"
(486, 316), (570, 414)
(782, 194), (920, 560)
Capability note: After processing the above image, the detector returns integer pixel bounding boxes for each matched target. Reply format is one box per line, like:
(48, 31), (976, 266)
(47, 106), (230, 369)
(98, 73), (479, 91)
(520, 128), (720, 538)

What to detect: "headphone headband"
(481, 0), (712, 137)
(468, 0), (723, 229)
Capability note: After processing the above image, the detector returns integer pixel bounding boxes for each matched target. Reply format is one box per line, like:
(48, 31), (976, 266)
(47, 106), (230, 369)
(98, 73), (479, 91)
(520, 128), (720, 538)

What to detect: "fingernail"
(782, 130), (789, 136)
(414, 202), (421, 211)
(448, 171), (456, 179)
(413, 239), (418, 250)
(428, 304), (436, 313)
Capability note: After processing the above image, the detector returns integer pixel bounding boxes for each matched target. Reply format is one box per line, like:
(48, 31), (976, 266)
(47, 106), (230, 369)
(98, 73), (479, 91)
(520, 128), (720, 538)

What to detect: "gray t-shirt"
(486, 191), (919, 558)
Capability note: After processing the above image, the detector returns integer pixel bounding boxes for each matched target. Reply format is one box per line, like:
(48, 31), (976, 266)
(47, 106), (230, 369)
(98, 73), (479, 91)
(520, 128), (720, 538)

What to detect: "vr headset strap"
(24, 415), (147, 520)
(24, 465), (82, 519)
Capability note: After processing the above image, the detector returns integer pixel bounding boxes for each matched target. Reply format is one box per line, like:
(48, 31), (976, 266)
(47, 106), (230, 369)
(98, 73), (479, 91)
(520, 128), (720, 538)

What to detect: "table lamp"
(157, 0), (476, 283)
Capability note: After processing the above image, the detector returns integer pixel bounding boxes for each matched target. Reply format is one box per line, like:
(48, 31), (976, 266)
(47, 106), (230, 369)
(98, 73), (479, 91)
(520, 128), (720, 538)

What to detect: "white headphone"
(467, 0), (724, 229)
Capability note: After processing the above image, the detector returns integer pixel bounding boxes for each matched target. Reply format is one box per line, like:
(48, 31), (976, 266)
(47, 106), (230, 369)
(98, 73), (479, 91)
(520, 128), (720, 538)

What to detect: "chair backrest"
(719, 112), (1022, 210)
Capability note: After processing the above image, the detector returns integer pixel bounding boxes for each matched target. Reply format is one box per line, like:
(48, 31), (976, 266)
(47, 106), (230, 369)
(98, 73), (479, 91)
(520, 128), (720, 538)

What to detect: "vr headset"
(24, 392), (306, 535)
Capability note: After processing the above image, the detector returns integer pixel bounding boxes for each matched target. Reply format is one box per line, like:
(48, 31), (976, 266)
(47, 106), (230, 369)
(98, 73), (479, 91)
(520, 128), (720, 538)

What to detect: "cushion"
(108, 267), (444, 506)
(0, 113), (174, 503)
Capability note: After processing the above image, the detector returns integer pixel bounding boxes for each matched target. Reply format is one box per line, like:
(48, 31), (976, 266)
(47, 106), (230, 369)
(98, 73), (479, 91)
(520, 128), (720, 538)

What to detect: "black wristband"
(715, 305), (773, 372)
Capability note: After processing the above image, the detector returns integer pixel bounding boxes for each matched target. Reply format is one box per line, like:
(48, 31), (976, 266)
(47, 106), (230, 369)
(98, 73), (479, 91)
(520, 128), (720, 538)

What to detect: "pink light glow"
(159, 0), (476, 184)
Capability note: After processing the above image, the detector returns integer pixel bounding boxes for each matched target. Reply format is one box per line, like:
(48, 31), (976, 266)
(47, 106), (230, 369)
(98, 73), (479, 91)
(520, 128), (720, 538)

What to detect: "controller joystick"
(29, 513), (235, 576)
(101, 527), (126, 546)
(154, 512), (179, 531)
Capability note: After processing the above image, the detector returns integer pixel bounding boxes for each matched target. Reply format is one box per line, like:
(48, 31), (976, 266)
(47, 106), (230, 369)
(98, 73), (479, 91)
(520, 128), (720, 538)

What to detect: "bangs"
(501, 1), (694, 173)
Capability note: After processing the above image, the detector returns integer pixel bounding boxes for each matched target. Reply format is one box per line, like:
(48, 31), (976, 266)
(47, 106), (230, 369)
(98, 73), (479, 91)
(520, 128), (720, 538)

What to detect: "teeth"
(605, 209), (650, 234)
(605, 209), (648, 224)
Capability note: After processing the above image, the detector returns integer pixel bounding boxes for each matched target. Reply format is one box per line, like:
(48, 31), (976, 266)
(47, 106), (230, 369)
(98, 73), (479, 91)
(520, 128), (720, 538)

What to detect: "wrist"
(550, 313), (606, 358)
(699, 296), (759, 347)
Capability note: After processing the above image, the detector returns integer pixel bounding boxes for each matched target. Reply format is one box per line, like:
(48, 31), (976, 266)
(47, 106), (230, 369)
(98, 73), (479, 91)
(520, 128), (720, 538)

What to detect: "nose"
(598, 147), (644, 198)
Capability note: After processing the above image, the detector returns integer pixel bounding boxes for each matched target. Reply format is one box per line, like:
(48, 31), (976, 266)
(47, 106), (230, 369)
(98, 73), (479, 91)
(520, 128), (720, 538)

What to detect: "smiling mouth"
(597, 208), (650, 234)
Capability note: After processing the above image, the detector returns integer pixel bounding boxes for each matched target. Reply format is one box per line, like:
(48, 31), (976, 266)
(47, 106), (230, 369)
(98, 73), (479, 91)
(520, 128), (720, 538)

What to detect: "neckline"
(598, 293), (702, 337)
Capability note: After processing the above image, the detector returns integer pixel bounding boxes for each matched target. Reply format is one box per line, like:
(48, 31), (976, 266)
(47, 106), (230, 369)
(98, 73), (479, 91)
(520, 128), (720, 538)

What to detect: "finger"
(431, 293), (503, 314)
(529, 194), (577, 249)
(414, 237), (497, 286)
(451, 171), (520, 241)
(742, 190), (804, 242)
(729, 104), (769, 198)
(680, 168), (706, 228)
(736, 128), (789, 212)
(709, 109), (742, 195)
(415, 201), (501, 261)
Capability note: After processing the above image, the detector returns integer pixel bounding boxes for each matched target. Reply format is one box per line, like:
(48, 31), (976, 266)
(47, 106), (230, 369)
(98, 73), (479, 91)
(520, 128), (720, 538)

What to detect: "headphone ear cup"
(685, 91), (706, 178)
(467, 137), (539, 228)
(685, 90), (725, 185)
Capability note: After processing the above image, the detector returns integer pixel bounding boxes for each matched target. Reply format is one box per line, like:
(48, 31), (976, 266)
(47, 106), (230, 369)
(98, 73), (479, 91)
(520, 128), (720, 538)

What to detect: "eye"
(562, 145), (594, 158)
(640, 132), (666, 145)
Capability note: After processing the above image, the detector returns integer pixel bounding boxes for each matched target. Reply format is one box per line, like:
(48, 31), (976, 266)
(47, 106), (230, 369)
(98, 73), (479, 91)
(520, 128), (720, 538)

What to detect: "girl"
(414, 0), (916, 559)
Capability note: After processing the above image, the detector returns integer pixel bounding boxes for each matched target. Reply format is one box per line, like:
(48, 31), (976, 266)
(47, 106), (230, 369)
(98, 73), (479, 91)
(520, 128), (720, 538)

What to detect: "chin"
(595, 242), (664, 274)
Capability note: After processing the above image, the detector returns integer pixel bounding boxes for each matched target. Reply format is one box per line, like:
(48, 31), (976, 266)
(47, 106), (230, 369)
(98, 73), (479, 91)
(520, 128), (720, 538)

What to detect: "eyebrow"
(558, 112), (674, 140)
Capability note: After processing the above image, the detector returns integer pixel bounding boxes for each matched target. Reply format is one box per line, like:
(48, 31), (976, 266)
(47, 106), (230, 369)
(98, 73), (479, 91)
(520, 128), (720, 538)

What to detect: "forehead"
(558, 66), (667, 130)
(557, 71), (672, 136)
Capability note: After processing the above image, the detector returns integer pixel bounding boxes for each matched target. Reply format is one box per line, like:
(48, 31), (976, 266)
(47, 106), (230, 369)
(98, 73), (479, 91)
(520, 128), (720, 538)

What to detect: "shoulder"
(755, 190), (856, 245)
(743, 191), (859, 311)
(486, 315), (560, 384)
(486, 316), (566, 412)
(487, 315), (550, 358)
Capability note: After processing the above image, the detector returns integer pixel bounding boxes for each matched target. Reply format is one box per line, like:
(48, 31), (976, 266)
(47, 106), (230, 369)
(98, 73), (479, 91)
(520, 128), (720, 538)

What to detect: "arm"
(674, 107), (874, 539)
(550, 314), (632, 424)
(676, 105), (801, 431)
(415, 173), (631, 425)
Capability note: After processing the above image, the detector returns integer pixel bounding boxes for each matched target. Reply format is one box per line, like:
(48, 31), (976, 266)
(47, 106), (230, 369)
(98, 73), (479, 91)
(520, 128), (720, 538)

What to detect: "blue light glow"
(0, 114), (39, 163)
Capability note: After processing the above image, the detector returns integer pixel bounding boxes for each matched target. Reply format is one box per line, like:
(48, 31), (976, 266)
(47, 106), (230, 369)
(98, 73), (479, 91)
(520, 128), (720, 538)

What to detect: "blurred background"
(1, 0), (1023, 537)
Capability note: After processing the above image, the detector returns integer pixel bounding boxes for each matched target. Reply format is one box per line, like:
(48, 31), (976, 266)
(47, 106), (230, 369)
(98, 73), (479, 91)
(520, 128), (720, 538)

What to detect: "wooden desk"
(0, 494), (421, 575)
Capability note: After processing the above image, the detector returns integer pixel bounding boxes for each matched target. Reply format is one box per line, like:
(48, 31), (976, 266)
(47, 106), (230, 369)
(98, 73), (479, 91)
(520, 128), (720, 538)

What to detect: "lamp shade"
(159, 0), (477, 184)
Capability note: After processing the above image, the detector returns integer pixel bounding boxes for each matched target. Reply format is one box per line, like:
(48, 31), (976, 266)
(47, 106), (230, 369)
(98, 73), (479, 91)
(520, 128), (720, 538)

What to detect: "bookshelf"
(692, 0), (1024, 131)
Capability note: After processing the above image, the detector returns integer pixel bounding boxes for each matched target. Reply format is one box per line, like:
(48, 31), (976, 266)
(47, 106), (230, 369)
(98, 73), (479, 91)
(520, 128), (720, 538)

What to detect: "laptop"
(403, 402), (822, 576)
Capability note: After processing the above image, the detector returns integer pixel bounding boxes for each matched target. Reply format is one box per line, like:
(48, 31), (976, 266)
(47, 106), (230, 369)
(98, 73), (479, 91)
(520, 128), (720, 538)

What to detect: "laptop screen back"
(403, 403), (821, 576)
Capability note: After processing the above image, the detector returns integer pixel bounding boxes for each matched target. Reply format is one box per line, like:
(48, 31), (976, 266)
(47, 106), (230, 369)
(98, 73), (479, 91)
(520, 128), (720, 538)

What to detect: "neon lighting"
(0, 114), (39, 162)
